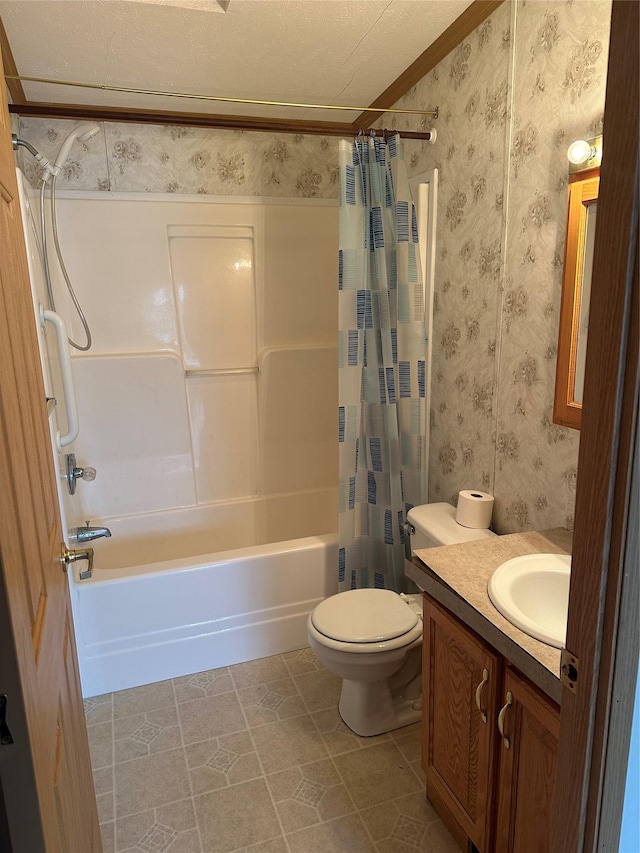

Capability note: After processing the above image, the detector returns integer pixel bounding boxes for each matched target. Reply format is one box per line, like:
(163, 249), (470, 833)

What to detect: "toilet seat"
(309, 589), (423, 654)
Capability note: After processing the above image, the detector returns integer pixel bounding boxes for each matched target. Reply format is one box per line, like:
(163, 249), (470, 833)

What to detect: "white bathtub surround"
(169, 224), (257, 371)
(58, 194), (338, 527)
(16, 185), (342, 698)
(82, 490), (338, 570)
(71, 353), (196, 518)
(73, 533), (338, 697)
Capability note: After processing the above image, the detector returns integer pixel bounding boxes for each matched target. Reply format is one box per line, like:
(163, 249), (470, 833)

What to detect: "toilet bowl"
(308, 501), (496, 736)
(308, 588), (424, 736)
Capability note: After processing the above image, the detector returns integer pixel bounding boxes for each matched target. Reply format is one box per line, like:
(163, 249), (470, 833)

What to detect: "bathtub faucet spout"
(71, 522), (112, 543)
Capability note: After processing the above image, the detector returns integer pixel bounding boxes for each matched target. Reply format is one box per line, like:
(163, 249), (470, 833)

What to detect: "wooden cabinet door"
(0, 46), (101, 853)
(423, 596), (500, 852)
(495, 667), (560, 853)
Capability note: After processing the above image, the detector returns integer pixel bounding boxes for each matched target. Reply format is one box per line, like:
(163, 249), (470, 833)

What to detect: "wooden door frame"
(551, 1), (639, 850)
(0, 40), (100, 851)
(0, 564), (46, 852)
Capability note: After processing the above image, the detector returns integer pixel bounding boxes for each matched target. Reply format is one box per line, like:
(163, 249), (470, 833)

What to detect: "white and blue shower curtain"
(338, 134), (427, 593)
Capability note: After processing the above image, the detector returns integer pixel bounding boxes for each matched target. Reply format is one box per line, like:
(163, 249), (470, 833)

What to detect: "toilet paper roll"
(456, 490), (494, 529)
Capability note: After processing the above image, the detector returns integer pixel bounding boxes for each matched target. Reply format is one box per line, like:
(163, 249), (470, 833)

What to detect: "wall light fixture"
(567, 135), (602, 171)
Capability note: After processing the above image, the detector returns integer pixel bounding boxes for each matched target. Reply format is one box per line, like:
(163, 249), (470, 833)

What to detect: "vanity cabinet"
(423, 597), (500, 851)
(494, 667), (560, 853)
(422, 595), (560, 853)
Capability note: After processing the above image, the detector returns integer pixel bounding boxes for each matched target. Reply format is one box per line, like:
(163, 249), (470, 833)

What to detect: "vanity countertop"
(407, 528), (573, 705)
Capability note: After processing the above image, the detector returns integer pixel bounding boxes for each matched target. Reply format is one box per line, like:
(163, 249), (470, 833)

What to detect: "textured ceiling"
(0, 0), (473, 122)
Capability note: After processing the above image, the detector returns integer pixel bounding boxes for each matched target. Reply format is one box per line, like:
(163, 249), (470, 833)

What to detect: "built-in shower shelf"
(46, 396), (57, 416)
(185, 367), (259, 377)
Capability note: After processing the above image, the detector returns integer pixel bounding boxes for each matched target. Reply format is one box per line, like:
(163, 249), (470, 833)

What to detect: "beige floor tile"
(237, 676), (308, 726)
(239, 838), (289, 853)
(359, 791), (440, 846)
(84, 693), (113, 725)
(412, 759), (426, 785)
(93, 766), (114, 796)
(194, 778), (281, 853)
(393, 723), (423, 765)
(173, 668), (235, 703)
(229, 655), (289, 689)
(177, 691), (247, 745)
(422, 820), (462, 853)
(293, 668), (342, 713)
(251, 714), (329, 774)
(114, 748), (191, 818)
(97, 790), (115, 825)
(332, 741), (421, 810)
(115, 797), (199, 852)
(88, 721), (114, 770)
(266, 758), (356, 833)
(185, 731), (263, 795)
(391, 721), (421, 742)
(285, 813), (377, 853)
(100, 821), (115, 853)
(113, 679), (176, 719)
(87, 666), (457, 853)
(114, 706), (182, 762)
(373, 815), (461, 853)
(282, 647), (323, 676)
(166, 828), (202, 853)
(312, 707), (391, 756)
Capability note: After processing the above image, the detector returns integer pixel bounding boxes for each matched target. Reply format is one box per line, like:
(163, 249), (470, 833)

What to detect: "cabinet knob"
(497, 691), (513, 749)
(475, 668), (489, 723)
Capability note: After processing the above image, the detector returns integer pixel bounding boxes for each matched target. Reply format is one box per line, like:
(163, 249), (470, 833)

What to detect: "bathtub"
(69, 503), (338, 698)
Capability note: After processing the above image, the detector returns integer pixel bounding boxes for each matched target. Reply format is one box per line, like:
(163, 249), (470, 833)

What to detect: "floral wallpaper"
(378, 0), (611, 533)
(375, 1), (512, 515)
(16, 118), (339, 198)
(15, 0), (612, 535)
(493, 0), (609, 533)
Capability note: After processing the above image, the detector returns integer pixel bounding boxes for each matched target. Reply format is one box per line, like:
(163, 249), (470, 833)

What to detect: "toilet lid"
(311, 589), (419, 643)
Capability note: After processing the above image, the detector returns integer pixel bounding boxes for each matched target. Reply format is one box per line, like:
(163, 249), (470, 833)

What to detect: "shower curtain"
(338, 134), (426, 593)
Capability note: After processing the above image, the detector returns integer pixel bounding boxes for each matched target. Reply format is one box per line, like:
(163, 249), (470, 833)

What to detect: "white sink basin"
(487, 553), (571, 648)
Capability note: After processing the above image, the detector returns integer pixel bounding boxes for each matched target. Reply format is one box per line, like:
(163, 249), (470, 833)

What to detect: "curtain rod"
(358, 128), (437, 142)
(5, 74), (438, 117)
(10, 102), (437, 139)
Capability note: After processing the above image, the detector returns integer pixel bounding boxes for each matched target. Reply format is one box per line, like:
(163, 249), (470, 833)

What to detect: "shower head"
(78, 123), (101, 143)
(51, 122), (101, 175)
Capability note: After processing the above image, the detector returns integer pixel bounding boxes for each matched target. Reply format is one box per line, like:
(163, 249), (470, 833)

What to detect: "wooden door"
(551, 2), (639, 850)
(423, 596), (500, 852)
(0, 59), (101, 853)
(495, 667), (560, 853)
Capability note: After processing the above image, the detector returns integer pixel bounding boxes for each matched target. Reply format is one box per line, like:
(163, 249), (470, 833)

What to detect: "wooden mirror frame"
(553, 167), (600, 430)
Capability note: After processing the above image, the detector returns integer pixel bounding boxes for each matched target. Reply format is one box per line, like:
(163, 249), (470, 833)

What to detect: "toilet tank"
(407, 502), (496, 550)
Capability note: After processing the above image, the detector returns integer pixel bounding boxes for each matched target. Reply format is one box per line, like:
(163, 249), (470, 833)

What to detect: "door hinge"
(0, 694), (14, 745)
(560, 649), (579, 693)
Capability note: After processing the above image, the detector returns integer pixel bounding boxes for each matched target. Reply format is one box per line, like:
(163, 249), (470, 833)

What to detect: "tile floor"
(85, 648), (460, 853)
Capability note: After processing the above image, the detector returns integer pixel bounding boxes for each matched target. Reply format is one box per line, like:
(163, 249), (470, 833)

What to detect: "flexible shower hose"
(40, 175), (92, 351)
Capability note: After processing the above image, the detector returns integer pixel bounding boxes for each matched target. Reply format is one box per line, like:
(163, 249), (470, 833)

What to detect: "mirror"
(554, 167), (600, 430)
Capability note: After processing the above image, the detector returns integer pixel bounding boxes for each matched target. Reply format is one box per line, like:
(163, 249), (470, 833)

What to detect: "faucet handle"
(65, 453), (96, 494)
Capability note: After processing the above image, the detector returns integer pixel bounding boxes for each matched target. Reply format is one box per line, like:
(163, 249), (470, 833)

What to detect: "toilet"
(307, 501), (496, 736)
